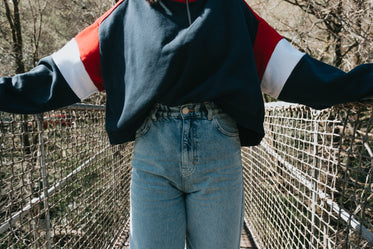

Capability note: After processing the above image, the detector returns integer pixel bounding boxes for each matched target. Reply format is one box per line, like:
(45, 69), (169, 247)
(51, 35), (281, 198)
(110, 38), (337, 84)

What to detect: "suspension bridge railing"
(242, 102), (373, 249)
(1, 102), (373, 248)
(0, 104), (132, 248)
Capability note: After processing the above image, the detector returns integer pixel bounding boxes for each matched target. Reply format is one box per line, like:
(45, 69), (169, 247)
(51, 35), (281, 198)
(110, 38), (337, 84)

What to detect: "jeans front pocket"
(135, 117), (152, 139)
(212, 112), (239, 137)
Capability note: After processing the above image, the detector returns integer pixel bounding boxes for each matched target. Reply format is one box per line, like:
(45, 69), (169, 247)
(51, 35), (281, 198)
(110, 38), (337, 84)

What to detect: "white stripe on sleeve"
(52, 39), (99, 100)
(261, 39), (305, 99)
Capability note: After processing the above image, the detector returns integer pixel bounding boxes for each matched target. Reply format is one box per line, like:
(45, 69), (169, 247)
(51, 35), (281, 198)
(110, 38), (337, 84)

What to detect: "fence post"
(311, 110), (321, 246)
(36, 114), (52, 249)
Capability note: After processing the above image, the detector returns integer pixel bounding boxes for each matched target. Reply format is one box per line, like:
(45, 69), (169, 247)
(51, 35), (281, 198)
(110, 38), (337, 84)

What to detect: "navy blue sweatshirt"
(0, 0), (372, 146)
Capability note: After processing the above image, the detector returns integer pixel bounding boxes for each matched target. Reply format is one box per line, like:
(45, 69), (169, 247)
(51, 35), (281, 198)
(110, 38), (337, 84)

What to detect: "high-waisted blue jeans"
(130, 102), (244, 249)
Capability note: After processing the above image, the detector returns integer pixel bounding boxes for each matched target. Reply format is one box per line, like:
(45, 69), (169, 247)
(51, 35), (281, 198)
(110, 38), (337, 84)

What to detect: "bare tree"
(26, 0), (48, 66)
(248, 0), (372, 70)
(2, 0), (24, 74)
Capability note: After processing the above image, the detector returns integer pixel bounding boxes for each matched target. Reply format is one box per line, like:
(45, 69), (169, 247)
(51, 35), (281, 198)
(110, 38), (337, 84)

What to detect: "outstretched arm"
(277, 56), (373, 109)
(242, 1), (373, 109)
(0, 56), (81, 114)
(0, 0), (115, 114)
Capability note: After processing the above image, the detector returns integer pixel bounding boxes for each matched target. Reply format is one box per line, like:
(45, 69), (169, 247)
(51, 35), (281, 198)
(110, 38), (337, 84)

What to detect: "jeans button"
(182, 107), (189, 115)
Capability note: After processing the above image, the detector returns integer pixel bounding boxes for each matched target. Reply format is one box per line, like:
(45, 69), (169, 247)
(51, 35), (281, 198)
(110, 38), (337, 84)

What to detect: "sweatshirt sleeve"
(277, 56), (373, 110)
(51, 19), (104, 99)
(0, 5), (108, 114)
(242, 1), (373, 110)
(0, 56), (81, 114)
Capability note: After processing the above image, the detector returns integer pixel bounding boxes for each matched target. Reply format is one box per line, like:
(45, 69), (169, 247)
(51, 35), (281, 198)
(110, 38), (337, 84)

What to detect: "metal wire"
(243, 101), (373, 249)
(185, 0), (192, 26)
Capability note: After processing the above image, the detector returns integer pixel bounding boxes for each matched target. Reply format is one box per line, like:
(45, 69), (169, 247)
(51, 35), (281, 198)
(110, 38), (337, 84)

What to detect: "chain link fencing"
(243, 102), (373, 249)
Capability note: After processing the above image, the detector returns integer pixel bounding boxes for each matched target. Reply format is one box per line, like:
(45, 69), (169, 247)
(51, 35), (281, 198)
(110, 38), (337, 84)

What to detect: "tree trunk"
(3, 0), (25, 74)
(3, 0), (32, 154)
(333, 1), (343, 67)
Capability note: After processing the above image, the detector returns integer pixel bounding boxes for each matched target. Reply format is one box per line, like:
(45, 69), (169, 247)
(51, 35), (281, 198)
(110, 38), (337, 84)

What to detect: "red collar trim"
(170, 0), (198, 2)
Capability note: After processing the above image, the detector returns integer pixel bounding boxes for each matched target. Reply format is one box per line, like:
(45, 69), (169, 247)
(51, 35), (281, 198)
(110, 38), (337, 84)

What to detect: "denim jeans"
(130, 102), (244, 249)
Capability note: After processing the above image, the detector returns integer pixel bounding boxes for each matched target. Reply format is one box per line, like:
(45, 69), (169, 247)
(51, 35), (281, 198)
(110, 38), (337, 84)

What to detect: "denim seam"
(186, 236), (196, 249)
(212, 118), (239, 137)
(237, 169), (245, 249)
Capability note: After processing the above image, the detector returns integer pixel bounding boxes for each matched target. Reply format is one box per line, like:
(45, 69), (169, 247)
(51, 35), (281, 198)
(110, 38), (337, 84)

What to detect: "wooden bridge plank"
(114, 222), (257, 249)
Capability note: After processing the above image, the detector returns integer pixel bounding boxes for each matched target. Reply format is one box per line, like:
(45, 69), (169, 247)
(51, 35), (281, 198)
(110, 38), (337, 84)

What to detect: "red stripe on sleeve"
(242, 1), (283, 81)
(75, 23), (103, 91)
(74, 0), (126, 92)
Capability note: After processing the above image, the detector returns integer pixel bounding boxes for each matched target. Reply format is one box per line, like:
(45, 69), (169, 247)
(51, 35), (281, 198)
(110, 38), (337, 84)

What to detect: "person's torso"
(99, 0), (265, 145)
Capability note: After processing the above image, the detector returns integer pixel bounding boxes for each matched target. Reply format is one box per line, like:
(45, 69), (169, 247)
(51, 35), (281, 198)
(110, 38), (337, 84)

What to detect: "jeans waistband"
(150, 102), (223, 121)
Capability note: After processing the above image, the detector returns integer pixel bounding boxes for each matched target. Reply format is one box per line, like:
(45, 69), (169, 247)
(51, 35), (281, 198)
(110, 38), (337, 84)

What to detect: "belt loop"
(151, 104), (160, 121)
(204, 102), (213, 121)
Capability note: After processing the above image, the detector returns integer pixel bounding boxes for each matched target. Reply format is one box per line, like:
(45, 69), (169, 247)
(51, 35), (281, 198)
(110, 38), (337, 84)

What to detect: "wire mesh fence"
(243, 102), (373, 249)
(0, 104), (133, 249)
(2, 101), (373, 249)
